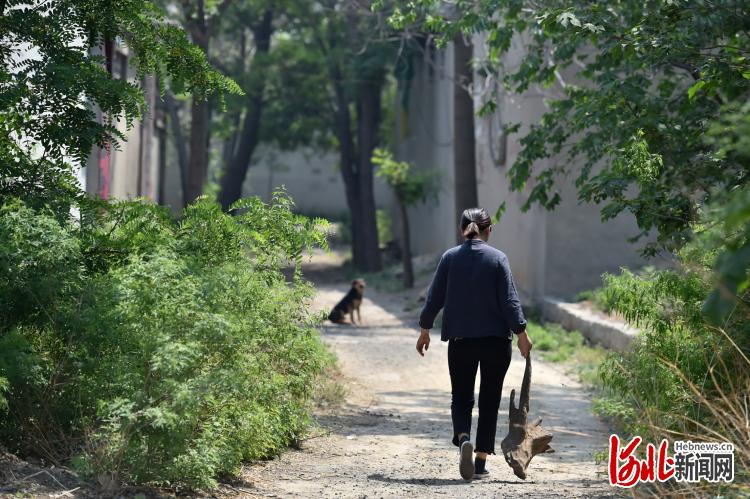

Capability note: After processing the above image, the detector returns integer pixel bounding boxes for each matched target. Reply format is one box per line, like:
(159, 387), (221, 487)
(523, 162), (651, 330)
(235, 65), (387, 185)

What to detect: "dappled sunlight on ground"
(243, 252), (617, 497)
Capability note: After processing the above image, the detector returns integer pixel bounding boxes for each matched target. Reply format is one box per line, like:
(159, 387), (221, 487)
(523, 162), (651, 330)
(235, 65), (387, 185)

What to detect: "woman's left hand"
(416, 329), (431, 356)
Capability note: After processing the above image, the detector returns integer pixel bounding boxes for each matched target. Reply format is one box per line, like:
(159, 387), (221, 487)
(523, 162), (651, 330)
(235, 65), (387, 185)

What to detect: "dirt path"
(243, 271), (616, 498)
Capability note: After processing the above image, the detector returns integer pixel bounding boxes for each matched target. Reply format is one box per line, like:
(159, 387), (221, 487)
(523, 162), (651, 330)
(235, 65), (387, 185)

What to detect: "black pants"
(448, 336), (512, 454)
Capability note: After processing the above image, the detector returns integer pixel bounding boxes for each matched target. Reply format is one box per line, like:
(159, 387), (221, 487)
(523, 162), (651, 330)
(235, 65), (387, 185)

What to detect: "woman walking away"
(416, 207), (532, 481)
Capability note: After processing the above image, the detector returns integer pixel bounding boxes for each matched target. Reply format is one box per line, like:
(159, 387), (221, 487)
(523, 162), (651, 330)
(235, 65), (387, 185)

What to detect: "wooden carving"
(501, 355), (554, 479)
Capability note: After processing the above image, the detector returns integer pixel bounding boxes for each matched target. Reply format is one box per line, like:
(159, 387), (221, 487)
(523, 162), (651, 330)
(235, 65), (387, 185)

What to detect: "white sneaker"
(459, 440), (474, 481)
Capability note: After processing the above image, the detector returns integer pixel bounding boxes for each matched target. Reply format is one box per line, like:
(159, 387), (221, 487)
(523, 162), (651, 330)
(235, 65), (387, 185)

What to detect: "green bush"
(573, 286), (612, 313)
(595, 264), (721, 433)
(594, 247), (750, 494)
(0, 193), (330, 490)
(595, 247), (749, 438)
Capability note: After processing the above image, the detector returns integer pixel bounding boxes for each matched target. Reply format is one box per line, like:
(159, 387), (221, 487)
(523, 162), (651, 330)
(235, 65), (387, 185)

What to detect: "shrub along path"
(242, 258), (615, 498)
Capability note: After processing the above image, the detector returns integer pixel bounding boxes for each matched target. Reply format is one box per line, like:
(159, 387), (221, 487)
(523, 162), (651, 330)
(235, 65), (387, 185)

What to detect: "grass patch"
(525, 320), (607, 389)
(574, 287), (612, 314)
(313, 350), (347, 409)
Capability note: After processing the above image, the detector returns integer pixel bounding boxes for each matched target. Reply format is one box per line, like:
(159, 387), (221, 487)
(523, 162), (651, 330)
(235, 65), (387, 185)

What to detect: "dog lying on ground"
(328, 279), (365, 325)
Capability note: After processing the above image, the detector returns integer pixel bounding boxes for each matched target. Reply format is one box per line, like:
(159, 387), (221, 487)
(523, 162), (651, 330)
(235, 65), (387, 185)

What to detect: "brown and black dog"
(328, 279), (365, 325)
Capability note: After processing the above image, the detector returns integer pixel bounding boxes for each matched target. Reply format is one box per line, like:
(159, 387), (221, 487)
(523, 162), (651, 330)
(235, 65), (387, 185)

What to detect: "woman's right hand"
(416, 329), (431, 356)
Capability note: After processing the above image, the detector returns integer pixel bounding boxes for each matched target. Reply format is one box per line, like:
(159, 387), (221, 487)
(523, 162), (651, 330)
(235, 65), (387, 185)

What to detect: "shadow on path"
(241, 249), (614, 497)
(367, 473), (537, 486)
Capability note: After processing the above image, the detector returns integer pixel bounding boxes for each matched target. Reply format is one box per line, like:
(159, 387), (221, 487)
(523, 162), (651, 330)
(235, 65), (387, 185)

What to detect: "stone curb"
(542, 297), (638, 351)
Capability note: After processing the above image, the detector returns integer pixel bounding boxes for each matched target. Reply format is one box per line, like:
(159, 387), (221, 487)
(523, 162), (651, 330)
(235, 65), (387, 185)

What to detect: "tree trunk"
(397, 198), (414, 288)
(229, 28), (248, 163)
(185, 93), (209, 204)
(222, 108), (242, 167)
(354, 79), (383, 272)
(222, 28), (246, 167)
(320, 15), (383, 273)
(184, 1), (210, 205)
(217, 10), (273, 211)
(329, 58), (360, 255)
(327, 59), (382, 272)
(453, 33), (478, 243)
(165, 92), (188, 203)
(217, 95), (262, 210)
(157, 117), (167, 205)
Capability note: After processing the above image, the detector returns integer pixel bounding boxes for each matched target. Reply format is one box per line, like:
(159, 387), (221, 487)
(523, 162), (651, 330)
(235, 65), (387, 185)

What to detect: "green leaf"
(492, 201), (507, 223)
(556, 12), (581, 28)
(687, 80), (705, 101)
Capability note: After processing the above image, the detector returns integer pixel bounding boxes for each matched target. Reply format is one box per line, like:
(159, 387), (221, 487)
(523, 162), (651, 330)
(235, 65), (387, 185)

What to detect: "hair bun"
(460, 207), (491, 239)
(463, 221), (480, 238)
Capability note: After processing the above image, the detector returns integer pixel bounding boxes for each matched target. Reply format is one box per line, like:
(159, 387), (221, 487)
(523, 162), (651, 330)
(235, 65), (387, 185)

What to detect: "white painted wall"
(243, 145), (393, 218)
(393, 45), (456, 256)
(395, 34), (648, 302)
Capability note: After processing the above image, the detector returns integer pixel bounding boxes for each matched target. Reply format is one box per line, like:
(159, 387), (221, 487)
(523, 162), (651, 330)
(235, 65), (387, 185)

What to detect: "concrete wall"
(471, 32), (552, 302)
(243, 146), (393, 219)
(395, 33), (648, 302)
(474, 96), (549, 303)
(109, 118), (142, 199)
(543, 173), (646, 298)
(93, 103), (163, 202)
(85, 47), (165, 203)
(393, 44), (456, 257)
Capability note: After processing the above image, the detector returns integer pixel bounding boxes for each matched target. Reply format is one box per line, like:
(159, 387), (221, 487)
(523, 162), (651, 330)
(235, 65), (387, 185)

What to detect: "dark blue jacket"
(419, 239), (527, 341)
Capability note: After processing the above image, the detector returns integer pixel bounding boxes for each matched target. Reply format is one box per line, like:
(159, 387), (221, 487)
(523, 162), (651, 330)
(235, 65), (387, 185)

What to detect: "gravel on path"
(242, 280), (616, 498)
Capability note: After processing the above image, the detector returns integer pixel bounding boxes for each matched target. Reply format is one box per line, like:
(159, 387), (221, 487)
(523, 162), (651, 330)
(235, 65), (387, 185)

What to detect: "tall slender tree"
(217, 8), (274, 210)
(212, 0), (330, 211)
(172, 0), (235, 205)
(179, 0), (400, 272)
(374, 148), (438, 288)
(309, 1), (397, 272)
